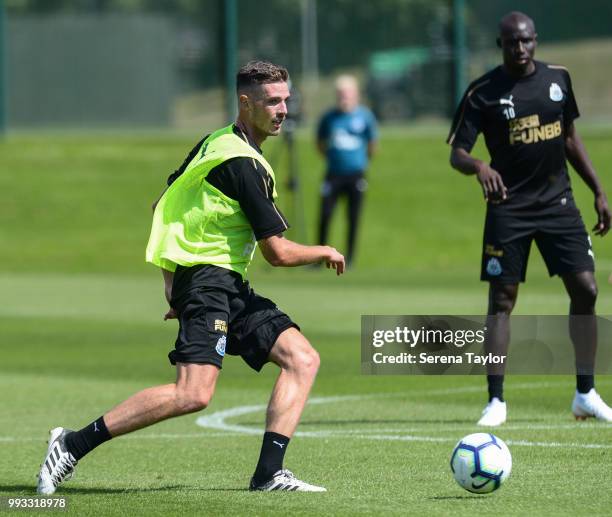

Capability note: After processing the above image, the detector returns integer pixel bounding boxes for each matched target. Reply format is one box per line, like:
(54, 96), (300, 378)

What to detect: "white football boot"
(477, 397), (507, 427)
(249, 469), (327, 492)
(572, 389), (612, 422)
(37, 427), (78, 495)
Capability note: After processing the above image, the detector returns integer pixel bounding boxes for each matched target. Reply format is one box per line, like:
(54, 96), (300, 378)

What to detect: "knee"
(306, 347), (321, 374)
(491, 298), (515, 315)
(585, 282), (598, 304)
(489, 285), (518, 314)
(271, 328), (321, 378)
(573, 281), (598, 308)
(298, 346), (320, 376)
(288, 345), (320, 378)
(175, 389), (212, 414)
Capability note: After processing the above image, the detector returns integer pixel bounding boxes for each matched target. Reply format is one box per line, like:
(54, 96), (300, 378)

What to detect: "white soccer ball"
(450, 433), (512, 494)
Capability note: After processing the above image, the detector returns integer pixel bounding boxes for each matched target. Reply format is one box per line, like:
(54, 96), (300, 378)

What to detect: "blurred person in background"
(316, 75), (378, 267)
(448, 11), (612, 426)
(37, 61), (344, 495)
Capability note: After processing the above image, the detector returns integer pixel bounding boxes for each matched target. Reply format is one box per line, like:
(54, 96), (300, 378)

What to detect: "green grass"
(1, 130), (612, 515)
(3, 126), (612, 275)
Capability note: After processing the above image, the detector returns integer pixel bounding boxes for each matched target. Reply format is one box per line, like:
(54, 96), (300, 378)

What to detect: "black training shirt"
(447, 61), (580, 213)
(167, 125), (289, 240)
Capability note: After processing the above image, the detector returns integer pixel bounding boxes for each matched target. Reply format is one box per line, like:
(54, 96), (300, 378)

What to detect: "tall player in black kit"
(448, 12), (612, 425)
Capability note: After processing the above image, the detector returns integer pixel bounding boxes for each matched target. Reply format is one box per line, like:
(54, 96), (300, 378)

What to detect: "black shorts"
(168, 266), (299, 371)
(321, 172), (368, 198)
(481, 201), (594, 283)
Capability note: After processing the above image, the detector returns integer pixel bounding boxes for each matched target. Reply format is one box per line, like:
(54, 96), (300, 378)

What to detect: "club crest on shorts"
(215, 335), (227, 357)
(549, 83), (563, 102)
(486, 257), (502, 276)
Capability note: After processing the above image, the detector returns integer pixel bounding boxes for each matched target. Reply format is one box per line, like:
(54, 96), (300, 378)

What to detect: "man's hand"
(565, 123), (609, 235)
(163, 285), (177, 319)
(161, 268), (176, 320)
(594, 192), (611, 236)
(476, 162), (508, 203)
(164, 308), (177, 320)
(449, 148), (507, 203)
(259, 235), (346, 274)
(323, 246), (345, 275)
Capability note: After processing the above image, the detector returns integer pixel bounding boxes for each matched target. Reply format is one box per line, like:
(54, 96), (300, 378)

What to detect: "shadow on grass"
(0, 484), (248, 495)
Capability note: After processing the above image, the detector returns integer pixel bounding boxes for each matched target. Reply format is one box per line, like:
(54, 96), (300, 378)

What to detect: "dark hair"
(236, 61), (289, 92)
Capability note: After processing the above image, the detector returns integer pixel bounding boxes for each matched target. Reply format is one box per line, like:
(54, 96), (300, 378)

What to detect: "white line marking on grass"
(0, 396), (362, 444)
(296, 423), (612, 434)
(0, 437), (41, 443)
(194, 395), (363, 435)
(5, 382), (609, 444)
(329, 433), (612, 449)
(342, 381), (595, 400)
(195, 395), (612, 449)
(505, 439), (612, 449)
(196, 403), (267, 435)
(322, 423), (612, 433)
(193, 381), (579, 435)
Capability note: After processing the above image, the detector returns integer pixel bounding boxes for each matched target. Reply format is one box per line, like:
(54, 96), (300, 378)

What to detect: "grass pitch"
(1, 129), (612, 515)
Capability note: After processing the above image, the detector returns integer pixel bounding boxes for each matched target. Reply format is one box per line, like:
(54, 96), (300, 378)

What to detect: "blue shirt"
(317, 106), (378, 175)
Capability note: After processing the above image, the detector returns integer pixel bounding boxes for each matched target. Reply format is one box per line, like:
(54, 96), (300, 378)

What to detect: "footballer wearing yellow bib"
(38, 61), (345, 495)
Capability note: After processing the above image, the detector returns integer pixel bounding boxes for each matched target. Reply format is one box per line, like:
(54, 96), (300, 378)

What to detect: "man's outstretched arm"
(259, 235), (345, 275)
(565, 123), (610, 236)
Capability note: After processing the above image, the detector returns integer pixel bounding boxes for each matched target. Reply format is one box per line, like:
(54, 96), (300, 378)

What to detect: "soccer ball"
(450, 433), (512, 494)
